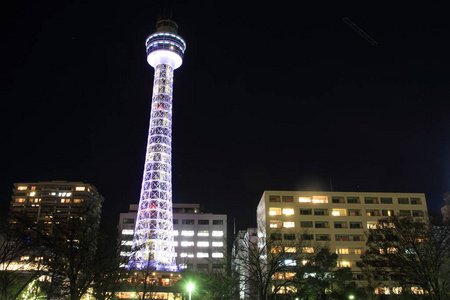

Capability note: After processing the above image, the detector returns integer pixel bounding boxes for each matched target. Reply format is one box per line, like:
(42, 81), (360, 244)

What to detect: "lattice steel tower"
(130, 19), (186, 271)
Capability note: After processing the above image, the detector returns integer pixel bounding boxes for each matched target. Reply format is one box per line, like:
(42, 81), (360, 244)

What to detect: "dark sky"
(2, 1), (450, 231)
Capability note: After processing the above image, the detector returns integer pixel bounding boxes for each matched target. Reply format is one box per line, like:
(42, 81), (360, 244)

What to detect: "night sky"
(2, 1), (450, 232)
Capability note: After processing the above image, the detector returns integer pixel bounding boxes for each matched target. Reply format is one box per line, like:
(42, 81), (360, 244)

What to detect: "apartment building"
(257, 190), (428, 295)
(10, 181), (103, 233)
(118, 203), (227, 272)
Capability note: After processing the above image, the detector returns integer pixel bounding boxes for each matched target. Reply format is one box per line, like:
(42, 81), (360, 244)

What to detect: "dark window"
(411, 198), (422, 205)
(300, 221), (313, 228)
(302, 234), (314, 240)
(332, 197), (344, 203)
(349, 222), (362, 229)
(412, 210), (424, 217)
(271, 233), (282, 240)
(316, 234), (330, 241)
(282, 196), (293, 202)
(364, 197), (378, 204)
(347, 197), (360, 204)
(173, 219), (178, 224)
(315, 222), (329, 228)
(334, 222), (346, 229)
(381, 197), (393, 204)
(399, 210), (411, 216)
(182, 219), (194, 225)
(123, 218), (135, 224)
(197, 264), (208, 269)
(398, 198), (409, 204)
(213, 220), (223, 225)
(284, 234), (296, 240)
(352, 235), (364, 241)
(335, 235), (349, 241)
(300, 209), (312, 215)
(314, 209), (327, 216)
(269, 196), (281, 202)
(198, 220), (209, 225)
(212, 264), (223, 269)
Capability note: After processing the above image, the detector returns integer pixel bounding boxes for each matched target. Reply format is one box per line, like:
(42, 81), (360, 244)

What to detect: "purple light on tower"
(130, 19), (186, 271)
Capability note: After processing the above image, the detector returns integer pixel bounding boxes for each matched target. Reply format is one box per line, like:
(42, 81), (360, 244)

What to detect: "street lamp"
(187, 282), (195, 300)
(348, 295), (355, 300)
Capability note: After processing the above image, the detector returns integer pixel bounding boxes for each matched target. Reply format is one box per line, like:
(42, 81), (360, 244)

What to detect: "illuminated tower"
(131, 19), (186, 271)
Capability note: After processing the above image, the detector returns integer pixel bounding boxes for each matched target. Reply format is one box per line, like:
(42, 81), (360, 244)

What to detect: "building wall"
(118, 203), (227, 273)
(232, 228), (258, 299)
(257, 190), (427, 290)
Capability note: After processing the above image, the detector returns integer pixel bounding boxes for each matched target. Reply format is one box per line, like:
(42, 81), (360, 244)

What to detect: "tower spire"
(130, 19), (186, 271)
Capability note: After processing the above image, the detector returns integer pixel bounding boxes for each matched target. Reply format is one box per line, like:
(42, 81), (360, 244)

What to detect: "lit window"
(120, 251), (131, 257)
(367, 222), (378, 229)
(270, 220), (282, 228)
(338, 261), (351, 267)
(312, 196), (328, 203)
(172, 241), (178, 247)
(282, 208), (294, 215)
(299, 197), (311, 203)
(332, 209), (346, 216)
(181, 241), (194, 247)
(20, 256), (30, 261)
(284, 247), (296, 253)
(212, 231), (223, 237)
(61, 199), (71, 203)
(271, 246), (283, 253)
(336, 248), (349, 255)
(392, 287), (403, 294)
(198, 230), (209, 236)
(34, 257), (43, 261)
(15, 198), (26, 203)
(269, 208), (281, 215)
(302, 247), (314, 253)
(180, 253), (194, 258)
(29, 192), (36, 197)
(283, 222), (295, 228)
(172, 230), (179, 236)
(197, 252), (209, 258)
(17, 186), (28, 191)
(181, 230), (195, 236)
(122, 229), (133, 235)
(74, 199), (83, 203)
(212, 252), (223, 258)
(212, 242), (223, 247)
(121, 240), (133, 246)
(197, 241), (209, 247)
(284, 259), (296, 266)
(75, 186), (86, 191)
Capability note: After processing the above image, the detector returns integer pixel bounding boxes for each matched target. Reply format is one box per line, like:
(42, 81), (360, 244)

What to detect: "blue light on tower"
(130, 19), (186, 271)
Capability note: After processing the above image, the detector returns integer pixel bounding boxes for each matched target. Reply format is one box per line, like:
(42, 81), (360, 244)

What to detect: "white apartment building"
(118, 203), (227, 273)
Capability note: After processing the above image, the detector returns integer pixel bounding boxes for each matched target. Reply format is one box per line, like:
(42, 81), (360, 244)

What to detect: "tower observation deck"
(130, 19), (186, 271)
